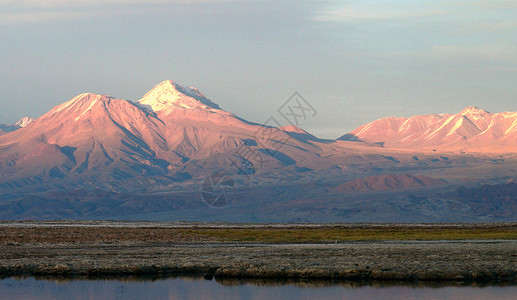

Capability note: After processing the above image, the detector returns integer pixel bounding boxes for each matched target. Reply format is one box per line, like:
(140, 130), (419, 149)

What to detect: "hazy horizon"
(2, 0), (516, 138)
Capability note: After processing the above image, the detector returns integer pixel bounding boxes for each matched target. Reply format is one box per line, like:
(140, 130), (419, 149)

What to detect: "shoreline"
(2, 274), (517, 288)
(0, 222), (516, 283)
(1, 241), (516, 283)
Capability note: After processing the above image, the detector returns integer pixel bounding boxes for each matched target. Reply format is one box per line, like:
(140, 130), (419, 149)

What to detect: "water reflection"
(1, 276), (516, 300)
(214, 277), (516, 289)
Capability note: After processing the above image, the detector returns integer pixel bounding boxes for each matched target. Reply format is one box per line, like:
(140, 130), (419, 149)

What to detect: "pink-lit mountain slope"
(2, 83), (517, 221)
(339, 106), (517, 152)
(0, 117), (34, 136)
(0, 81), (324, 188)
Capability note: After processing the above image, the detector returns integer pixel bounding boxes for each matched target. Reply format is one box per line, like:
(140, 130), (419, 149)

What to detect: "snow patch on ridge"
(75, 99), (98, 121)
(15, 117), (35, 127)
(53, 93), (101, 113)
(138, 80), (221, 112)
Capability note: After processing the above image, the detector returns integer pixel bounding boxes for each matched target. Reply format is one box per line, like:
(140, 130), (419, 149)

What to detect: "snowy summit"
(137, 80), (221, 112)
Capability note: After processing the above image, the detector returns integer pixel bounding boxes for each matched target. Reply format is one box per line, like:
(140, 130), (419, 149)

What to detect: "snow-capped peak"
(14, 116), (35, 127)
(137, 80), (221, 112)
(51, 93), (112, 114)
(460, 106), (490, 116)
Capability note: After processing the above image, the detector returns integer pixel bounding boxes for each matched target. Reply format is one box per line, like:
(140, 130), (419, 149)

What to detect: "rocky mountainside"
(0, 82), (516, 221)
(0, 81), (331, 196)
(339, 106), (517, 152)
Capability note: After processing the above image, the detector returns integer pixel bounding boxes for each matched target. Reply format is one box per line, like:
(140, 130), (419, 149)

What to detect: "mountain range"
(339, 106), (517, 152)
(0, 80), (516, 221)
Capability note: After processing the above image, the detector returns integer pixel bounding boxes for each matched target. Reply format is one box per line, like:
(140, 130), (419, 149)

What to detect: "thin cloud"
(1, 0), (244, 25)
(314, 0), (517, 24)
(314, 3), (445, 22)
(470, 0), (517, 10)
(0, 6), (154, 25)
(3, 0), (225, 8)
(0, 9), (141, 25)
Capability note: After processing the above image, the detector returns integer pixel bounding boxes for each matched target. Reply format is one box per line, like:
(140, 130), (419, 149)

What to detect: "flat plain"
(0, 221), (516, 283)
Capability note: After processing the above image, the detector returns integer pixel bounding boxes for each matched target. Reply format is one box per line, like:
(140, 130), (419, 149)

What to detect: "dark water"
(0, 277), (516, 300)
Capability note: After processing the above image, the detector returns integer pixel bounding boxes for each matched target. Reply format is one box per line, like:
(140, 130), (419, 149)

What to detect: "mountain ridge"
(0, 83), (516, 221)
(0, 80), (325, 193)
(339, 106), (517, 152)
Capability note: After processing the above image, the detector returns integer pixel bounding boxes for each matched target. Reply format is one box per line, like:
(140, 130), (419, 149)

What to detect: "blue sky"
(1, 0), (516, 138)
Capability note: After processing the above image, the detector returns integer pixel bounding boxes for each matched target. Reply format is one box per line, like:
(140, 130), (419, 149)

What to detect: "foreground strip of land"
(0, 222), (516, 282)
(1, 221), (516, 243)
